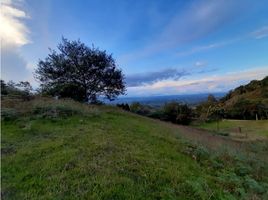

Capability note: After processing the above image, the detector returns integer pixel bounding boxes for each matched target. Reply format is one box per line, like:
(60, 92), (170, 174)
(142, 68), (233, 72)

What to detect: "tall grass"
(1, 97), (100, 120)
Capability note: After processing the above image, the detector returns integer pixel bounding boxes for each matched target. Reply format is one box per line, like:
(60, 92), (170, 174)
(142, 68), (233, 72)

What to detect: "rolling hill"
(1, 98), (268, 199)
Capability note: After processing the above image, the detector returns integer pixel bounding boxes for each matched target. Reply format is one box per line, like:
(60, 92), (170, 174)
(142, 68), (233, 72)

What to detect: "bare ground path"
(125, 111), (267, 153)
(152, 118), (244, 150)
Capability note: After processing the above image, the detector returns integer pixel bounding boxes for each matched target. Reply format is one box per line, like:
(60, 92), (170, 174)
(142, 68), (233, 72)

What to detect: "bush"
(1, 97), (100, 120)
(33, 104), (81, 118)
(163, 102), (192, 125)
(1, 108), (18, 121)
(1, 80), (33, 101)
(130, 102), (151, 115)
(31, 98), (100, 119)
(147, 110), (165, 120)
(116, 103), (130, 111)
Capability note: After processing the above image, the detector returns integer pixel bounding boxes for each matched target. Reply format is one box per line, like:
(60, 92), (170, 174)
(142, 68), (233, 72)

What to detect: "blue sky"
(1, 0), (268, 96)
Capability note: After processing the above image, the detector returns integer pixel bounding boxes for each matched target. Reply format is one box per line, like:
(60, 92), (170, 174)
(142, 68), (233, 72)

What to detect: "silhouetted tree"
(35, 38), (125, 103)
(1, 80), (8, 95)
(207, 105), (224, 131)
(163, 102), (192, 125)
(1, 80), (33, 100)
(207, 94), (217, 103)
(130, 102), (151, 115)
(117, 103), (130, 111)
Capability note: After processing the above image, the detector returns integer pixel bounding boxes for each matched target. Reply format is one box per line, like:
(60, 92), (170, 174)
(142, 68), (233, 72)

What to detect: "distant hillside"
(220, 76), (268, 119)
(105, 93), (225, 107)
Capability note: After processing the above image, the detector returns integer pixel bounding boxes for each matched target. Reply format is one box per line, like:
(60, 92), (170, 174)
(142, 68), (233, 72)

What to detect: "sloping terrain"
(220, 76), (268, 119)
(195, 119), (268, 141)
(1, 98), (268, 199)
(222, 76), (268, 106)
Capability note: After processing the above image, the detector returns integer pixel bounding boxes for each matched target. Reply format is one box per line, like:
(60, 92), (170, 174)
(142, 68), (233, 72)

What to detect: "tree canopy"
(35, 38), (125, 103)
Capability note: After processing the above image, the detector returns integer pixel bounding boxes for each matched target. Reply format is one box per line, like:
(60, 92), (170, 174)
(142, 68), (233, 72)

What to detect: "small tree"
(1, 80), (8, 95)
(130, 102), (151, 115)
(16, 81), (33, 93)
(1, 80), (33, 100)
(163, 102), (192, 125)
(208, 105), (224, 131)
(35, 38), (125, 103)
(207, 94), (217, 103)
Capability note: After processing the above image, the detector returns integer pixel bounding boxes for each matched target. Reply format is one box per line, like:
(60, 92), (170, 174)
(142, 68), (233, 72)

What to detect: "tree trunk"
(84, 87), (89, 103)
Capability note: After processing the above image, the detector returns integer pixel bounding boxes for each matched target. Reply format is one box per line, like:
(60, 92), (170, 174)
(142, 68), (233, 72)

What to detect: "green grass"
(195, 119), (268, 137)
(2, 99), (268, 199)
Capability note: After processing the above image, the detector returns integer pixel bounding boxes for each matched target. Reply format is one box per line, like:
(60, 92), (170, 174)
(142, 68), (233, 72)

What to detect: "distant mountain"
(105, 93), (226, 107)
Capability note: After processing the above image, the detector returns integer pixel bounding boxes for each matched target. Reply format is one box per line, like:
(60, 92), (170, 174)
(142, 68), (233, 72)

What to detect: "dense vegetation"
(1, 80), (33, 101)
(117, 101), (193, 125)
(2, 97), (268, 199)
(220, 76), (268, 120)
(116, 76), (268, 128)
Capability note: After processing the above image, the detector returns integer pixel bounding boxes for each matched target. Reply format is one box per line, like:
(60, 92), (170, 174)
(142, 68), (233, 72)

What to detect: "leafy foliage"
(163, 102), (192, 125)
(130, 102), (152, 115)
(116, 103), (130, 111)
(1, 80), (33, 100)
(1, 108), (18, 121)
(35, 38), (125, 103)
(219, 76), (268, 119)
(195, 77), (268, 120)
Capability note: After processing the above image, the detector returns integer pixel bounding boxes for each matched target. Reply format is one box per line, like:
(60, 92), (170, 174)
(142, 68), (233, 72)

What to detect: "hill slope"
(1, 98), (268, 199)
(220, 76), (268, 119)
(222, 76), (268, 105)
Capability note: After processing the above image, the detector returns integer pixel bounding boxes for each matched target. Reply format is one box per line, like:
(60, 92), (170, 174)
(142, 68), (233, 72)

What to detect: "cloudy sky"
(1, 0), (268, 96)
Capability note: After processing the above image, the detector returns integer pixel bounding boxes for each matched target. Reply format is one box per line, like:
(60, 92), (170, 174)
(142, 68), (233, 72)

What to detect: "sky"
(1, 0), (268, 97)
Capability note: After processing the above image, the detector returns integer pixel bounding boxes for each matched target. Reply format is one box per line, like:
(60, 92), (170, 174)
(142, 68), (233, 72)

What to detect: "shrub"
(1, 108), (18, 121)
(116, 103), (130, 111)
(33, 104), (81, 118)
(130, 102), (151, 115)
(31, 99), (100, 119)
(163, 102), (192, 124)
(1, 97), (100, 120)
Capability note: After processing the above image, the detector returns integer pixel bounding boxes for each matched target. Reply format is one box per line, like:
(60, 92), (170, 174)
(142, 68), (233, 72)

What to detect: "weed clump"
(181, 141), (268, 199)
(1, 97), (101, 120)
(1, 108), (18, 121)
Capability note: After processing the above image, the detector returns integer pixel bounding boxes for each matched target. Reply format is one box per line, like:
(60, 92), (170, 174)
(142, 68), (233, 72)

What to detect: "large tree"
(35, 38), (125, 102)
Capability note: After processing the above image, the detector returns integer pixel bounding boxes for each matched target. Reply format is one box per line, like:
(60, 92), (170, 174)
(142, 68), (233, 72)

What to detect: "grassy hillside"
(219, 76), (268, 119)
(1, 98), (268, 199)
(195, 120), (268, 138)
(221, 76), (268, 106)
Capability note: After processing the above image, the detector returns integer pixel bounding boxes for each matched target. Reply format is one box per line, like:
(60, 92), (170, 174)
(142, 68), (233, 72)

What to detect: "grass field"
(195, 120), (268, 139)
(1, 98), (268, 199)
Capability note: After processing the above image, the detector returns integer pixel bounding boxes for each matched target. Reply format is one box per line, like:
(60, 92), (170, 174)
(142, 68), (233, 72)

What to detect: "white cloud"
(252, 26), (268, 39)
(0, 0), (30, 47)
(159, 0), (235, 46)
(194, 61), (207, 67)
(127, 67), (268, 96)
(1, 0), (33, 84)
(176, 38), (241, 57)
(175, 24), (268, 57)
